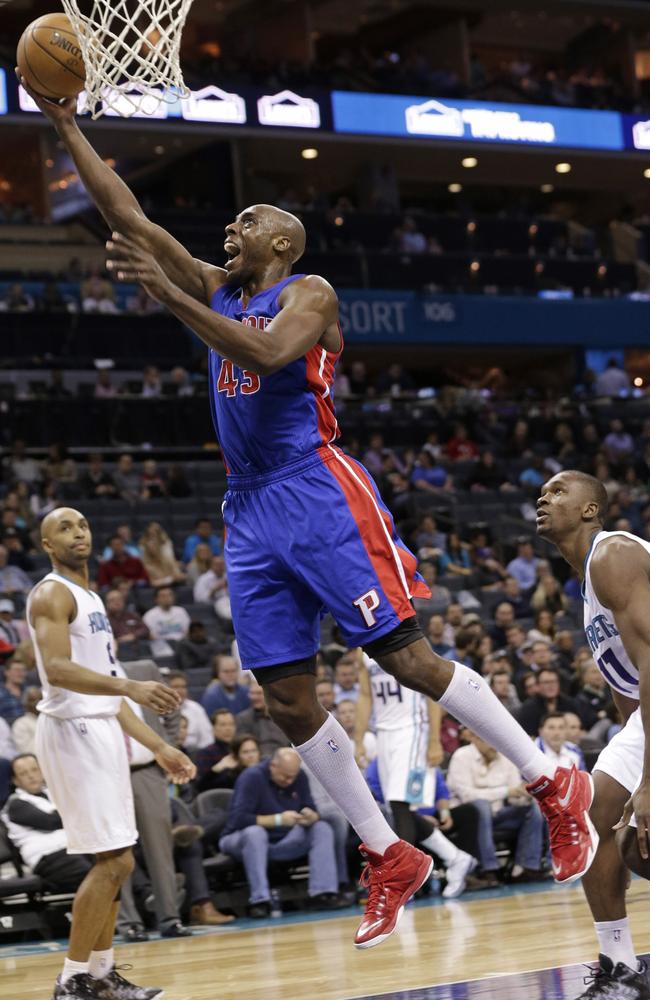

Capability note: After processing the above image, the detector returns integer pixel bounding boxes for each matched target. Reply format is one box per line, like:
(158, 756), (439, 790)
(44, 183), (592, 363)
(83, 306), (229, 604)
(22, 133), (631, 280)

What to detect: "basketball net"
(60, 0), (195, 118)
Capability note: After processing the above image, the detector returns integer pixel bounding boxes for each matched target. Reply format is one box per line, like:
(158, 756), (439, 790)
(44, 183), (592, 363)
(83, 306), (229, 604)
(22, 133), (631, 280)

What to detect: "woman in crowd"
(185, 542), (213, 586)
(139, 521), (185, 587)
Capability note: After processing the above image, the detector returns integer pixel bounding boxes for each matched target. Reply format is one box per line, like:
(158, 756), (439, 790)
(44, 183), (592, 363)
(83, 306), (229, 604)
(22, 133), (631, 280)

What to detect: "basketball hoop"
(60, 0), (195, 118)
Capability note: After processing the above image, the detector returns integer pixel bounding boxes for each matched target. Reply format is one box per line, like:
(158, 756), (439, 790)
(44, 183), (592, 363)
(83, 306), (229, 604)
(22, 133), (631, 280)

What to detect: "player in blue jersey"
(537, 470), (650, 999)
(26, 78), (598, 950)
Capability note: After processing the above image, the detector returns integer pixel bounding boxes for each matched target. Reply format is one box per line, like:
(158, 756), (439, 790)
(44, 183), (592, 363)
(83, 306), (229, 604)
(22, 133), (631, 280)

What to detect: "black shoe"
(159, 921), (192, 938)
(247, 901), (271, 918)
(308, 892), (348, 911)
(53, 974), (102, 999)
(121, 927), (149, 944)
(94, 966), (164, 1000)
(577, 954), (650, 998)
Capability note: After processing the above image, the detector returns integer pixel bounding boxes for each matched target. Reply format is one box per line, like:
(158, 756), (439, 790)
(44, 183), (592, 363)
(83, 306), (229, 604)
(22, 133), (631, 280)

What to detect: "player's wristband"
(274, 813), (282, 827)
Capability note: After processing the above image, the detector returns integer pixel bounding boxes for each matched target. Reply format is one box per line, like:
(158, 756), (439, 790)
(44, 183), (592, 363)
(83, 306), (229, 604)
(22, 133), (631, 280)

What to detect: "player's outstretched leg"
(260, 672), (433, 949)
(376, 638), (598, 884)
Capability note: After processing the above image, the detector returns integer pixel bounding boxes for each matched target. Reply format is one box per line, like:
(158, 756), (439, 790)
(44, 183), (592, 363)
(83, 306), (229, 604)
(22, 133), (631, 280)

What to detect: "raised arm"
(590, 537), (650, 853)
(16, 72), (223, 303)
(30, 581), (181, 714)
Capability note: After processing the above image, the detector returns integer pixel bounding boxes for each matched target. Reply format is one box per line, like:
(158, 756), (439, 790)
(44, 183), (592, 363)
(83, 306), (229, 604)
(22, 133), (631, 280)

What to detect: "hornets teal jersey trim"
(209, 275), (341, 475)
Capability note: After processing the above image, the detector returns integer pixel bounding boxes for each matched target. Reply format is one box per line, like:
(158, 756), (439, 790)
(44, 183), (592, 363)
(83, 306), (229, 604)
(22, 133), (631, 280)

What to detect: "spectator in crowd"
(506, 539), (538, 591)
(438, 532), (472, 576)
(0, 545), (32, 596)
(93, 369), (119, 399)
(362, 433), (387, 475)
(125, 286), (164, 315)
(447, 731), (546, 884)
(574, 659), (612, 729)
(195, 709), (237, 792)
(0, 660), (26, 723)
(141, 365), (163, 398)
(563, 712), (586, 747)
(113, 454), (140, 503)
(335, 698), (377, 768)
(167, 673), (213, 751)
(488, 667), (521, 713)
(3, 754), (92, 891)
(515, 667), (582, 735)
(411, 452), (451, 494)
(392, 217), (427, 255)
(534, 712), (585, 770)
(139, 522), (185, 587)
(97, 535), (149, 589)
(101, 523), (140, 561)
(415, 563), (451, 610)
(185, 543), (213, 588)
(175, 621), (221, 673)
(414, 514), (447, 555)
(3, 439), (41, 486)
(235, 680), (290, 758)
(594, 358), (630, 397)
(195, 733), (261, 791)
(488, 602), (516, 647)
(167, 464), (193, 498)
(603, 418), (634, 467)
(219, 748), (341, 916)
(468, 451), (509, 492)
(520, 638), (556, 676)
(105, 589), (150, 652)
(527, 609), (558, 644)
(167, 366), (195, 397)
(315, 679), (336, 712)
(142, 587), (191, 656)
(79, 452), (117, 499)
(81, 268), (118, 313)
(446, 423), (480, 462)
(202, 655), (251, 719)
(333, 653), (360, 703)
(1, 283), (35, 312)
(182, 518), (222, 563)
(0, 715), (16, 802)
(426, 615), (455, 658)
(530, 576), (568, 616)
(140, 459), (167, 500)
(194, 555), (231, 621)
(44, 442), (78, 495)
(0, 598), (22, 647)
(11, 686), (40, 754)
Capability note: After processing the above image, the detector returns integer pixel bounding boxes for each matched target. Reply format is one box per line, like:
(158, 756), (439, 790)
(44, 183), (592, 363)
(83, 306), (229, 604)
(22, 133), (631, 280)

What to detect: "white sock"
(295, 714), (399, 855)
(420, 827), (458, 864)
(439, 662), (555, 781)
(89, 948), (114, 980)
(61, 958), (90, 984)
(595, 918), (637, 970)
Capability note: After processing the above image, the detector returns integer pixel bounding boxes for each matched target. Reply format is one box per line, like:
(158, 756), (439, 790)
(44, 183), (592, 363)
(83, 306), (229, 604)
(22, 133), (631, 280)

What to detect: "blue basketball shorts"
(222, 445), (430, 670)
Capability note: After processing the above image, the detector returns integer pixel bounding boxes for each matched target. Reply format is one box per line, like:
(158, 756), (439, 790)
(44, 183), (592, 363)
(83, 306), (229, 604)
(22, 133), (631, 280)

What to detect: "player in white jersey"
(28, 508), (195, 1000)
(355, 654), (477, 898)
(537, 470), (650, 998)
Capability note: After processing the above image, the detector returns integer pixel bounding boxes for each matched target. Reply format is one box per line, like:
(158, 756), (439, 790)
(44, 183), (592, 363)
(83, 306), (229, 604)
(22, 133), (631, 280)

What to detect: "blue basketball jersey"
(209, 275), (341, 475)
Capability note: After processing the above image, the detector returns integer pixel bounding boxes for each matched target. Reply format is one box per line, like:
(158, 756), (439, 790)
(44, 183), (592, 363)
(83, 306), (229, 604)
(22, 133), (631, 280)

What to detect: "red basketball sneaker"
(527, 765), (599, 884)
(354, 840), (433, 949)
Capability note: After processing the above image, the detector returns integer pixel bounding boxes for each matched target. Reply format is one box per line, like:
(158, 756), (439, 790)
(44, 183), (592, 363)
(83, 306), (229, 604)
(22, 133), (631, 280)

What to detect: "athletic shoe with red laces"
(527, 765), (598, 884)
(354, 840), (433, 949)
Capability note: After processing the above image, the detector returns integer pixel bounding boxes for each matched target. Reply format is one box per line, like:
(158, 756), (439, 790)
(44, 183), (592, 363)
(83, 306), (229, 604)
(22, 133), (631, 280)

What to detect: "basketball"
(16, 12), (85, 100)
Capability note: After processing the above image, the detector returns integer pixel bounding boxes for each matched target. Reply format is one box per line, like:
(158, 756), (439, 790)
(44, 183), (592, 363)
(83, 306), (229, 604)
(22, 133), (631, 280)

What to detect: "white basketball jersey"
(584, 530), (644, 699)
(28, 572), (122, 719)
(365, 654), (428, 731)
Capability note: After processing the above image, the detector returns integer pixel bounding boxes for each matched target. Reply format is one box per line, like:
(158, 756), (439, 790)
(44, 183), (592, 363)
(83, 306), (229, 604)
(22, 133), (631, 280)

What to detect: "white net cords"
(60, 0), (195, 118)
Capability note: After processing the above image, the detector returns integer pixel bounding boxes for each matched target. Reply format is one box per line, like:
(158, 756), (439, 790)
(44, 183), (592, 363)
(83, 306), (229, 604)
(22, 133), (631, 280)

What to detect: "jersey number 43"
(217, 359), (261, 397)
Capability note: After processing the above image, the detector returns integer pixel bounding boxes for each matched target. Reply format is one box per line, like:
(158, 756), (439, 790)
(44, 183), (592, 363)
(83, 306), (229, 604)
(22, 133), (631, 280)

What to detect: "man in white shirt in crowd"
(333, 653), (360, 704)
(12, 686), (40, 754)
(143, 587), (191, 657)
(167, 672), (213, 752)
(534, 712), (585, 771)
(193, 555), (231, 623)
(3, 754), (92, 892)
(447, 730), (546, 885)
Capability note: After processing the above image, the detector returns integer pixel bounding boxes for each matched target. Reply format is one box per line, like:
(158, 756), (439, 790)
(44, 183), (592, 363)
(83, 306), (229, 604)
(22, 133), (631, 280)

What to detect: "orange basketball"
(17, 12), (85, 100)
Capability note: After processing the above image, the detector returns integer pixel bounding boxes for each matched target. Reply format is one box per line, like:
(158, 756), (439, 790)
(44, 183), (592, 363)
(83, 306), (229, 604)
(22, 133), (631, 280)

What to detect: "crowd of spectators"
(1, 375), (648, 926)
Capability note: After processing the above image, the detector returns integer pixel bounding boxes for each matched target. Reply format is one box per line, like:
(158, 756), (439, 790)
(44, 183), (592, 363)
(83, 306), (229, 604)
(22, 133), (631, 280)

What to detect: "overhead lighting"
(461, 157), (478, 168)
(540, 183), (554, 193)
(448, 183), (462, 193)
(644, 168), (650, 179)
(154, 145), (165, 155)
(469, 260), (480, 272)
(634, 376), (644, 387)
(555, 162), (571, 174)
(301, 148), (319, 160)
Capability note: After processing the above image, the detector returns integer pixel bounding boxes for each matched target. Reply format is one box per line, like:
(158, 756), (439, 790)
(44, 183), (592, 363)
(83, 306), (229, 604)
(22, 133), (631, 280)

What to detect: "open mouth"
(224, 241), (241, 267)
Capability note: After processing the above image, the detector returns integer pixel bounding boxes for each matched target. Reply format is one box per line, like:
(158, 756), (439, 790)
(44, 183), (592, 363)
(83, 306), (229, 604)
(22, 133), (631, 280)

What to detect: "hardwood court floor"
(3, 880), (650, 1000)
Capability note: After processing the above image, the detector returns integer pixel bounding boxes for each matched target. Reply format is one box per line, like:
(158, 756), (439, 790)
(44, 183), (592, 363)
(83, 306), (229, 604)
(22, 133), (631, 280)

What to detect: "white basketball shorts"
(36, 713), (138, 854)
(593, 706), (643, 800)
(376, 723), (428, 804)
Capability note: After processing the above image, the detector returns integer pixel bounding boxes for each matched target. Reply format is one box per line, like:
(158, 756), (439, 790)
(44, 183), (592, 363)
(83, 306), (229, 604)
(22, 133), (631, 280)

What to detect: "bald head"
(41, 507), (86, 543)
(564, 471), (609, 522)
(254, 204), (306, 264)
(40, 507), (92, 568)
